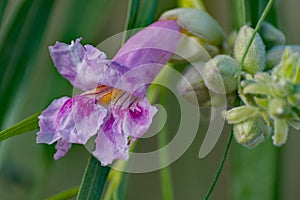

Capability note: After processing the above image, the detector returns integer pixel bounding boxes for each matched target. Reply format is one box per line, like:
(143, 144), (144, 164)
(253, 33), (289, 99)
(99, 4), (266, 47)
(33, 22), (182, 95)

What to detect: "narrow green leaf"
(46, 186), (79, 200)
(77, 156), (110, 200)
(158, 87), (174, 200)
(232, 0), (246, 29)
(123, 0), (158, 41)
(0, 0), (55, 128)
(0, 112), (40, 142)
(0, 0), (8, 24)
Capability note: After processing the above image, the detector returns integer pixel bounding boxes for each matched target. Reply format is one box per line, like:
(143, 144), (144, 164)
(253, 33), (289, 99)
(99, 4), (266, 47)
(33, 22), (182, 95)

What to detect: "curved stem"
(204, 129), (233, 200)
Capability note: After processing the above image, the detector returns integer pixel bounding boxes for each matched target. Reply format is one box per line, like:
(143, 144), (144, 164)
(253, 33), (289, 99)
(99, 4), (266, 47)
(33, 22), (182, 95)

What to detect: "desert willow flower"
(37, 20), (182, 166)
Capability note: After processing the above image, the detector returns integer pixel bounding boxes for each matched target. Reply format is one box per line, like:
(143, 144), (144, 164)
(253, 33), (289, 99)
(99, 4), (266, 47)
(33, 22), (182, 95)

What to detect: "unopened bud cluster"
(225, 48), (300, 147)
(168, 7), (300, 148)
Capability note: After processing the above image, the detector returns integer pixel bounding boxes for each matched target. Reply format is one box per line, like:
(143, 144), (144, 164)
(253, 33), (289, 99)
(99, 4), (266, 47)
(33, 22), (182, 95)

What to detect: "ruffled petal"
(93, 114), (129, 166)
(110, 20), (181, 96)
(113, 20), (181, 68)
(37, 97), (70, 144)
(57, 95), (108, 144)
(113, 97), (157, 139)
(49, 38), (110, 91)
(54, 139), (72, 160)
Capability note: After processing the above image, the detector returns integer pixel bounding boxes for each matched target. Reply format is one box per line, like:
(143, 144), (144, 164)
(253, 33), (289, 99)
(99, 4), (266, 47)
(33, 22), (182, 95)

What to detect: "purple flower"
(36, 20), (181, 165)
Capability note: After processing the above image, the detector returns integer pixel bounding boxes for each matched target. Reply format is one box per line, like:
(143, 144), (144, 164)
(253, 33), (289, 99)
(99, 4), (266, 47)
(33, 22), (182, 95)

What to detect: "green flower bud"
(204, 55), (239, 94)
(273, 48), (300, 85)
(160, 8), (225, 46)
(208, 91), (236, 107)
(266, 45), (300, 70)
(268, 98), (291, 118)
(178, 63), (237, 107)
(234, 25), (266, 75)
(287, 92), (300, 107)
(271, 79), (294, 97)
(272, 118), (289, 146)
(177, 64), (211, 106)
(233, 113), (271, 148)
(227, 30), (237, 55)
(160, 8), (225, 58)
(259, 22), (285, 49)
(224, 105), (259, 124)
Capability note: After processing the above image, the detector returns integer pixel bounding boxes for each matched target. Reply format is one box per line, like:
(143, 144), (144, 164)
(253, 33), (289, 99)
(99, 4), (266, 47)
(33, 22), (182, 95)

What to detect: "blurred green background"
(0, 0), (299, 199)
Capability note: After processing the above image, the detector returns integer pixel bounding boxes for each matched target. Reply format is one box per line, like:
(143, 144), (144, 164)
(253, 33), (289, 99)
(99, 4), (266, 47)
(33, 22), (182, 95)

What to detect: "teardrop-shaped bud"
(260, 22), (285, 49)
(266, 45), (300, 70)
(160, 8), (225, 58)
(273, 48), (300, 85)
(234, 25), (266, 75)
(224, 105), (259, 124)
(177, 63), (211, 106)
(268, 98), (291, 118)
(204, 55), (239, 94)
(233, 113), (271, 148)
(272, 118), (289, 146)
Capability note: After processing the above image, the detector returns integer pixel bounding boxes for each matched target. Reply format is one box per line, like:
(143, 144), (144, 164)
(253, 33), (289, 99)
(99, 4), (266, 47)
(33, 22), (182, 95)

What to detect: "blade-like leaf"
(0, 0), (8, 24)
(77, 156), (110, 200)
(0, 112), (40, 142)
(0, 0), (55, 128)
(46, 186), (79, 200)
(123, 0), (158, 41)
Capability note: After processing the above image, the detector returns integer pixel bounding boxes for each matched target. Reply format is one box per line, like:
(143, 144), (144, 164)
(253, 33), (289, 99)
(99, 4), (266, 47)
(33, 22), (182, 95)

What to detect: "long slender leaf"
(232, 0), (246, 29)
(0, 112), (40, 142)
(123, 0), (158, 41)
(0, 0), (55, 129)
(46, 186), (79, 200)
(77, 156), (110, 200)
(158, 87), (174, 200)
(0, 0), (8, 24)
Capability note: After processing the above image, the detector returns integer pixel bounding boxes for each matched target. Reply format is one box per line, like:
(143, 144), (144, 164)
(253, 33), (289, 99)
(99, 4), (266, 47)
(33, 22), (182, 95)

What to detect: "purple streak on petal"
(54, 139), (72, 160)
(37, 97), (70, 144)
(113, 97), (157, 139)
(49, 38), (110, 91)
(93, 114), (129, 166)
(57, 95), (108, 144)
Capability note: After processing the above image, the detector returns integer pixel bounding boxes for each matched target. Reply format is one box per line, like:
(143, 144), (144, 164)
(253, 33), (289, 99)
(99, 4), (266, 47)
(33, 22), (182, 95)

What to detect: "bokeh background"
(0, 0), (299, 199)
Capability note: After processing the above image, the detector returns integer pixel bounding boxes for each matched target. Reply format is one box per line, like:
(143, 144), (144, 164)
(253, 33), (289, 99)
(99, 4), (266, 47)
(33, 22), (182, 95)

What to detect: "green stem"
(46, 186), (79, 200)
(158, 88), (174, 200)
(233, 0), (246, 29)
(237, 0), (274, 92)
(204, 129), (233, 200)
